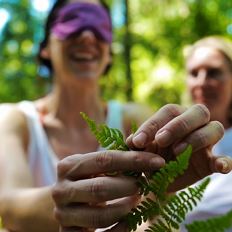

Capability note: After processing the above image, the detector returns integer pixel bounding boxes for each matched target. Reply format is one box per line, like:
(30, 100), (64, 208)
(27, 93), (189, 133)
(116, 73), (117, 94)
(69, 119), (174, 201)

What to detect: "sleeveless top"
(17, 100), (124, 187)
(181, 128), (232, 231)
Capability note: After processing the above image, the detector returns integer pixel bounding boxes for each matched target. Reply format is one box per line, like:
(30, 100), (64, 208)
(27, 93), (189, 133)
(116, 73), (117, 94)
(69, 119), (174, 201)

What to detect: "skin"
(53, 104), (232, 232)
(186, 46), (232, 129)
(0, 0), (151, 231)
(0, 2), (232, 232)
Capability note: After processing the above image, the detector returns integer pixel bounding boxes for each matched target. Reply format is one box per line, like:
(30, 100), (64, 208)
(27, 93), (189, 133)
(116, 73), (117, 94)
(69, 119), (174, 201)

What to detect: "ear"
(40, 46), (51, 59)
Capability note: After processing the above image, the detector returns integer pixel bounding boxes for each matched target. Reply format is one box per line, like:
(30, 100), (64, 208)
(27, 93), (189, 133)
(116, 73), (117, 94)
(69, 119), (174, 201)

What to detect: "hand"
(126, 104), (232, 191)
(52, 150), (166, 231)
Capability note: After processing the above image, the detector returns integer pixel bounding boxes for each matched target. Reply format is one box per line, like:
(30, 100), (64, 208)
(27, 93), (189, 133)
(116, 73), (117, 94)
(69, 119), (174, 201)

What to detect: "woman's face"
(186, 47), (232, 121)
(41, 0), (111, 81)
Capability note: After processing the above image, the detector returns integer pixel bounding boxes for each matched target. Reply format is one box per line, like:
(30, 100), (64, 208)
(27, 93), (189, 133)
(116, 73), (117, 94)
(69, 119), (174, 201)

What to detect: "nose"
(78, 30), (97, 43)
(196, 69), (208, 85)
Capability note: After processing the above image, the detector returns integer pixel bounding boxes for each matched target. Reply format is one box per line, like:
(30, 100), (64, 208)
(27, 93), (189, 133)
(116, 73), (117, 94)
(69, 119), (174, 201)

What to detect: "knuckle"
(195, 130), (207, 147)
(91, 209), (112, 228)
(90, 179), (108, 201)
(172, 117), (190, 134)
(57, 161), (67, 178)
(131, 151), (148, 170)
(51, 185), (62, 202)
(95, 151), (114, 170)
(140, 120), (159, 139)
(162, 104), (185, 117)
(53, 207), (64, 223)
(133, 153), (144, 167)
(194, 104), (210, 121)
(57, 156), (78, 178)
(52, 182), (67, 204)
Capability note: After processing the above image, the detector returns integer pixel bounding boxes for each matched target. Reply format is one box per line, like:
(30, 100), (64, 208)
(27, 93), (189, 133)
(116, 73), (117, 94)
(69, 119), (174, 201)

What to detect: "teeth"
(73, 52), (94, 60)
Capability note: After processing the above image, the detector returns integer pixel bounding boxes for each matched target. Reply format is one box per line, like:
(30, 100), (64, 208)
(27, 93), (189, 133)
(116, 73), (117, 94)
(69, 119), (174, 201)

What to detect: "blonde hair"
(184, 36), (232, 70)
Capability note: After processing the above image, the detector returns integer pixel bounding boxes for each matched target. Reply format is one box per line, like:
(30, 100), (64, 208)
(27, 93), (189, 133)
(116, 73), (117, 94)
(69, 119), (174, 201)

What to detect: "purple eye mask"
(51, 2), (112, 43)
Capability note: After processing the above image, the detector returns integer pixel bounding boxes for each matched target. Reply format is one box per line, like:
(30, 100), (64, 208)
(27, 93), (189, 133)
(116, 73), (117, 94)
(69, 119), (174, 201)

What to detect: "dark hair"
(38, 0), (112, 75)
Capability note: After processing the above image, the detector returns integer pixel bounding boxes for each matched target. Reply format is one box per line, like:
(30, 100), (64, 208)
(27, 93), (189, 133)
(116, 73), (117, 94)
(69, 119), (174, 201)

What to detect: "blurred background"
(0, 0), (232, 110)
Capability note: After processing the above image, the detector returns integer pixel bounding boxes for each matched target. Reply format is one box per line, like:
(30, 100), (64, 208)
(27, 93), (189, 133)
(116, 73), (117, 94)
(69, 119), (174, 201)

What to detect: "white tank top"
(17, 100), (124, 187)
(181, 128), (232, 231)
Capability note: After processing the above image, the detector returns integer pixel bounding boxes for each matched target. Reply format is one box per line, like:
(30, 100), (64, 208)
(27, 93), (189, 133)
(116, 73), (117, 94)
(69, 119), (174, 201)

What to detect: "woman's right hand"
(52, 150), (165, 231)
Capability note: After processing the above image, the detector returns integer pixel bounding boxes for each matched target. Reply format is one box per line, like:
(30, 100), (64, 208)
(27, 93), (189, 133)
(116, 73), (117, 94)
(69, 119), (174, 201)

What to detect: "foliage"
(144, 178), (210, 232)
(82, 113), (232, 232)
(81, 112), (209, 232)
(185, 209), (232, 232)
(1, 0), (232, 105)
(80, 112), (129, 151)
(0, 0), (48, 102)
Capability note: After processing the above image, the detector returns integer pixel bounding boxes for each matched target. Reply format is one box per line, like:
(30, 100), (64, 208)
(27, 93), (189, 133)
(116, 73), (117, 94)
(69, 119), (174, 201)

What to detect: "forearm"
(0, 187), (59, 232)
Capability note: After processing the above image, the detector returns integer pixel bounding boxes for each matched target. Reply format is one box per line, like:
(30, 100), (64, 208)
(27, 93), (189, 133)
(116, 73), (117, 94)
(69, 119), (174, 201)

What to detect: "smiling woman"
(0, 2), (231, 232)
(0, 0), (154, 231)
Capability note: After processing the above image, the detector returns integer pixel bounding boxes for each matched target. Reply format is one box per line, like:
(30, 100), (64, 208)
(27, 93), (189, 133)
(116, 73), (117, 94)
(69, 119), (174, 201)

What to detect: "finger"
(211, 156), (232, 174)
(168, 151), (232, 192)
(54, 196), (139, 228)
(57, 151), (165, 179)
(154, 104), (210, 147)
(53, 176), (139, 205)
(172, 121), (224, 155)
(126, 104), (186, 149)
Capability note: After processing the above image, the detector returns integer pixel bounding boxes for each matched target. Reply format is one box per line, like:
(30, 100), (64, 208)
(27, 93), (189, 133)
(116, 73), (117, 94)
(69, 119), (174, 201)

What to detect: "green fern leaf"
(80, 112), (129, 151)
(81, 112), (216, 232)
(185, 209), (232, 232)
(142, 178), (210, 232)
(142, 145), (192, 200)
(127, 146), (193, 231)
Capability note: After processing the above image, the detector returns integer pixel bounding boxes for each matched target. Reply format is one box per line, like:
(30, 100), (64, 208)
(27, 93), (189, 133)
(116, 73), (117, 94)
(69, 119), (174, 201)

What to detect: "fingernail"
(133, 132), (147, 148)
(174, 142), (188, 155)
(155, 130), (172, 147)
(220, 159), (229, 173)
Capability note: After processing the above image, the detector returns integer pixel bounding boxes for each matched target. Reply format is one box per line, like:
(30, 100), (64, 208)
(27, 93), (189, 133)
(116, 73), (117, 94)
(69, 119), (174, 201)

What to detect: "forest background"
(0, 0), (232, 111)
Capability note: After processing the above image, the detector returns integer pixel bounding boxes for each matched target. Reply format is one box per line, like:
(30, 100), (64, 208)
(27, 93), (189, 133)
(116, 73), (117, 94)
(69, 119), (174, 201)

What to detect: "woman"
(181, 36), (232, 231)
(0, 2), (231, 232)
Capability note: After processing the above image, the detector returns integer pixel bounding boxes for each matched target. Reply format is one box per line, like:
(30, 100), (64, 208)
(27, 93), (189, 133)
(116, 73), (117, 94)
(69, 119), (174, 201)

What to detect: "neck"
(36, 82), (106, 129)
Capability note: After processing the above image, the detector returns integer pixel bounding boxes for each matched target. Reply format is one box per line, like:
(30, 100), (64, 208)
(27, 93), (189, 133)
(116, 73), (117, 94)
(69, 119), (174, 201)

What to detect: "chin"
(74, 72), (97, 80)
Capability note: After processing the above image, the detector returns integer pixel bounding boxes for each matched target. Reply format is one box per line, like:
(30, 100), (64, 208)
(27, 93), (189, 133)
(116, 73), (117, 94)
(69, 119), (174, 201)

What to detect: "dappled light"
(0, 0), (232, 107)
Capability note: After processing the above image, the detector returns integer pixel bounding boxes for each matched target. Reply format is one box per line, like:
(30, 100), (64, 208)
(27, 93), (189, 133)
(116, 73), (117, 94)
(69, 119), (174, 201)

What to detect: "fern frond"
(127, 146), (193, 231)
(127, 198), (161, 231)
(145, 178), (210, 232)
(142, 145), (192, 200)
(131, 121), (138, 133)
(81, 112), (215, 232)
(185, 209), (232, 232)
(80, 112), (129, 151)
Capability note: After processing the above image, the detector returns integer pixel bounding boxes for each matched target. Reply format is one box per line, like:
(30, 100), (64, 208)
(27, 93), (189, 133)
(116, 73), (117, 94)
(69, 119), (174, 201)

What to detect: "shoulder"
(0, 103), (29, 137)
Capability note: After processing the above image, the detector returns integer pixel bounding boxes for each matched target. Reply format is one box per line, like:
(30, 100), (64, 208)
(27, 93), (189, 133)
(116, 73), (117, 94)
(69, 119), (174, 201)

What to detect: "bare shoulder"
(122, 102), (154, 135)
(0, 103), (29, 139)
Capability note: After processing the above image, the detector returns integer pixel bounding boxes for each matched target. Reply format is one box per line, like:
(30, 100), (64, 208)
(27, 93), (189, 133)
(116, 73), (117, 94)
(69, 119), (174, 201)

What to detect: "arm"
(0, 108), (59, 232)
